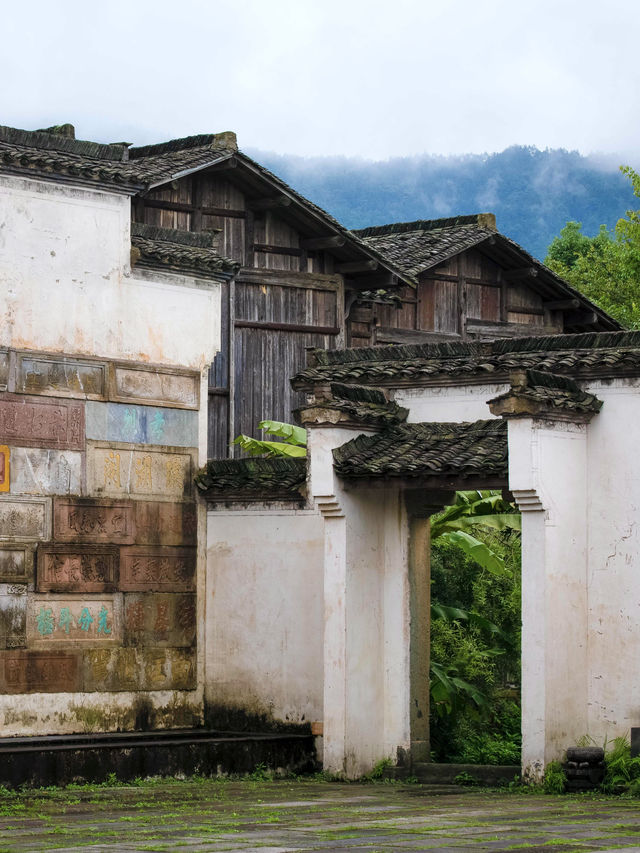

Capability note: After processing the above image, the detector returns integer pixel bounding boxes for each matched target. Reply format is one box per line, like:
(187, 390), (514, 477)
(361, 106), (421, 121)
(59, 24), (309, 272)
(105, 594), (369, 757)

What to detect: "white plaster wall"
(0, 175), (220, 371)
(394, 383), (508, 423)
(584, 380), (640, 742)
(205, 509), (324, 725)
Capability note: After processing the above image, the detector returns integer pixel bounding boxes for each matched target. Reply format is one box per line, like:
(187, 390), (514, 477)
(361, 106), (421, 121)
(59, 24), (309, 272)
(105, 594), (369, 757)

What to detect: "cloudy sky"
(2, 0), (639, 161)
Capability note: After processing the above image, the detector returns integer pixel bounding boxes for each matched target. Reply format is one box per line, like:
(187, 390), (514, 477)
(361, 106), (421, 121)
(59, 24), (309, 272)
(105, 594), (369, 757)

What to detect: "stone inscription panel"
(86, 402), (198, 448)
(0, 496), (51, 541)
(0, 584), (27, 649)
(11, 448), (83, 496)
(53, 498), (134, 544)
(36, 544), (119, 593)
(134, 501), (197, 547)
(120, 546), (196, 592)
(110, 365), (199, 410)
(124, 593), (196, 648)
(0, 393), (84, 450)
(83, 646), (196, 692)
(0, 545), (34, 582)
(27, 595), (121, 646)
(87, 443), (193, 501)
(0, 351), (8, 391)
(0, 445), (8, 493)
(15, 353), (107, 400)
(0, 650), (82, 693)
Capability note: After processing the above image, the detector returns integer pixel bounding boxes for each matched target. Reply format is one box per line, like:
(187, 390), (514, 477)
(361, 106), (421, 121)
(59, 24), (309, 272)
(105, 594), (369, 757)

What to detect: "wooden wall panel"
(433, 281), (458, 333)
(467, 284), (500, 322)
(417, 280), (435, 330)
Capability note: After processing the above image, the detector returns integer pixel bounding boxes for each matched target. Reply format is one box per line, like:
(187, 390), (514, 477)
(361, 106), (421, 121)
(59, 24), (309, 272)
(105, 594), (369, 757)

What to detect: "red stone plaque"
(119, 546), (196, 592)
(36, 544), (119, 592)
(53, 498), (134, 544)
(0, 650), (81, 693)
(0, 393), (84, 450)
(133, 501), (197, 546)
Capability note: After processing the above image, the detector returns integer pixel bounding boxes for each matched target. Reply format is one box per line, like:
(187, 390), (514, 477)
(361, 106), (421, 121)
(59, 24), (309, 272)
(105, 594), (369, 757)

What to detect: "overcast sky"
(2, 0), (638, 161)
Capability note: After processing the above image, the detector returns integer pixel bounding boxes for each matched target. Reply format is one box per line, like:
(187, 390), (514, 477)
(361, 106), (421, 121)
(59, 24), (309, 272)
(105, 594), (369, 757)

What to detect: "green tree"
(545, 167), (640, 329)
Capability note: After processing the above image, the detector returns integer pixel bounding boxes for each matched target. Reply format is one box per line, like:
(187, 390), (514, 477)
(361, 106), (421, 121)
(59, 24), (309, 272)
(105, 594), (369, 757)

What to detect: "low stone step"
(388, 762), (520, 786)
(0, 729), (317, 788)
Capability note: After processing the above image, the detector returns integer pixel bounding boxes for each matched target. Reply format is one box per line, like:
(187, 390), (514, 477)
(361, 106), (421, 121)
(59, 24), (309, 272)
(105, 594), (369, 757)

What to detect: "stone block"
(0, 350), (8, 391)
(142, 647), (196, 691)
(119, 546), (196, 592)
(0, 392), (84, 450)
(53, 497), (134, 544)
(0, 649), (82, 693)
(0, 584), (27, 649)
(15, 353), (107, 400)
(0, 445), (9, 493)
(11, 448), (83, 496)
(133, 501), (197, 546)
(82, 646), (196, 692)
(124, 593), (196, 648)
(36, 544), (119, 593)
(0, 496), (51, 541)
(85, 402), (198, 448)
(0, 544), (35, 582)
(27, 595), (121, 646)
(109, 364), (199, 410)
(87, 442), (194, 501)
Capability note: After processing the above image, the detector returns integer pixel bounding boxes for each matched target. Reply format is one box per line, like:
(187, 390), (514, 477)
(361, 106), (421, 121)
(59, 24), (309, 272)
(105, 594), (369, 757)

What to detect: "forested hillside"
(248, 145), (637, 261)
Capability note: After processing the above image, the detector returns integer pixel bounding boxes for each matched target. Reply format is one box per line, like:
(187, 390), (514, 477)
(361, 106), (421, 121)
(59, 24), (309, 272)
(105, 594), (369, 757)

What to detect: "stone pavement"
(1, 777), (640, 852)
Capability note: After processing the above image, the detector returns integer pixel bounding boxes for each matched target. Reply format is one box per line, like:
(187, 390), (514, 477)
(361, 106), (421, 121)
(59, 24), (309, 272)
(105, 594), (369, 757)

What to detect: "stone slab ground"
(1, 778), (640, 852)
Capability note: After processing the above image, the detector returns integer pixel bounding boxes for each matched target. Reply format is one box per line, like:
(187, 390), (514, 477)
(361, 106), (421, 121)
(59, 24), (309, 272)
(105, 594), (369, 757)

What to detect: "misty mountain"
(246, 146), (637, 262)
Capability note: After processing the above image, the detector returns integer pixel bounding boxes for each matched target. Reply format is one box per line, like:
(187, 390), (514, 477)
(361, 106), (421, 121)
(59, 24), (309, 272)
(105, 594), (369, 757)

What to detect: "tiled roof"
(294, 382), (409, 428)
(488, 369), (603, 418)
(333, 419), (507, 480)
(131, 223), (239, 278)
(195, 457), (306, 500)
(354, 215), (495, 279)
(0, 124), (413, 286)
(293, 331), (640, 389)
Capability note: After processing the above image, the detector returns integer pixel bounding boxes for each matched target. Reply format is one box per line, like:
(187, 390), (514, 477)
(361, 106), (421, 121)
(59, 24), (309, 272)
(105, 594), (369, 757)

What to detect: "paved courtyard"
(1, 777), (640, 852)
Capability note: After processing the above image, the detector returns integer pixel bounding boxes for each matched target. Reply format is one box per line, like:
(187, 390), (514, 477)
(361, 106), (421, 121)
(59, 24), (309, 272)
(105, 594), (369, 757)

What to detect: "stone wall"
(0, 348), (201, 733)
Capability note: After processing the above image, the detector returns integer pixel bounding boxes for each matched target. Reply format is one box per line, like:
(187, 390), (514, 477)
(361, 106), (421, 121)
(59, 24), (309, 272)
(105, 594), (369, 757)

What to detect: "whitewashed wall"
(205, 508), (324, 726)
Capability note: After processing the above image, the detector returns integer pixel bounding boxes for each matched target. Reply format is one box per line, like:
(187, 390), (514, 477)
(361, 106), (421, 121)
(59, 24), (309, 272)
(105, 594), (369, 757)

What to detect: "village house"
(0, 120), (633, 784)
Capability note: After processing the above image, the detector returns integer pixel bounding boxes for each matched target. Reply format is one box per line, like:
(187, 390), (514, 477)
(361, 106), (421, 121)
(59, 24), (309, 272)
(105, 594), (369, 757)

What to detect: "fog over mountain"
(247, 146), (637, 262)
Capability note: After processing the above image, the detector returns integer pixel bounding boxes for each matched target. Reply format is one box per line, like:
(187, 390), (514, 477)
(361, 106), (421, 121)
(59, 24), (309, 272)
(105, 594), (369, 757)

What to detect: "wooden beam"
(544, 298), (581, 311)
(351, 271), (398, 290)
(201, 205), (246, 219)
(253, 243), (303, 257)
(503, 267), (538, 281)
(565, 310), (598, 326)
(336, 259), (378, 274)
(300, 235), (346, 250)
(143, 198), (247, 219)
(375, 327), (461, 345)
(235, 319), (340, 335)
(248, 195), (292, 211)
(507, 305), (545, 316)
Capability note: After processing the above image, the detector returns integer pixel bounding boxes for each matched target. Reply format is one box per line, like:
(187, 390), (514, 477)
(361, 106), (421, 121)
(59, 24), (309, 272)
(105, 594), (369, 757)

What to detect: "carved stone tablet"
(27, 595), (121, 646)
(0, 392), (84, 450)
(0, 351), (8, 392)
(10, 448), (83, 496)
(85, 402), (198, 448)
(0, 545), (34, 582)
(0, 650), (82, 693)
(110, 364), (199, 410)
(124, 593), (196, 647)
(0, 445), (9, 493)
(0, 583), (27, 649)
(120, 546), (196, 592)
(15, 353), (107, 400)
(53, 498), (134, 544)
(141, 647), (196, 691)
(133, 501), (197, 547)
(36, 544), (119, 593)
(87, 443), (194, 501)
(0, 496), (51, 541)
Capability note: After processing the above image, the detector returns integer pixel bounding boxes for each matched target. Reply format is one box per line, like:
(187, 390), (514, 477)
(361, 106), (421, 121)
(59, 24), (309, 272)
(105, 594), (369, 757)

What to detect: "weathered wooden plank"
(376, 327), (461, 345)
(253, 243), (304, 257)
(235, 320), (340, 335)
